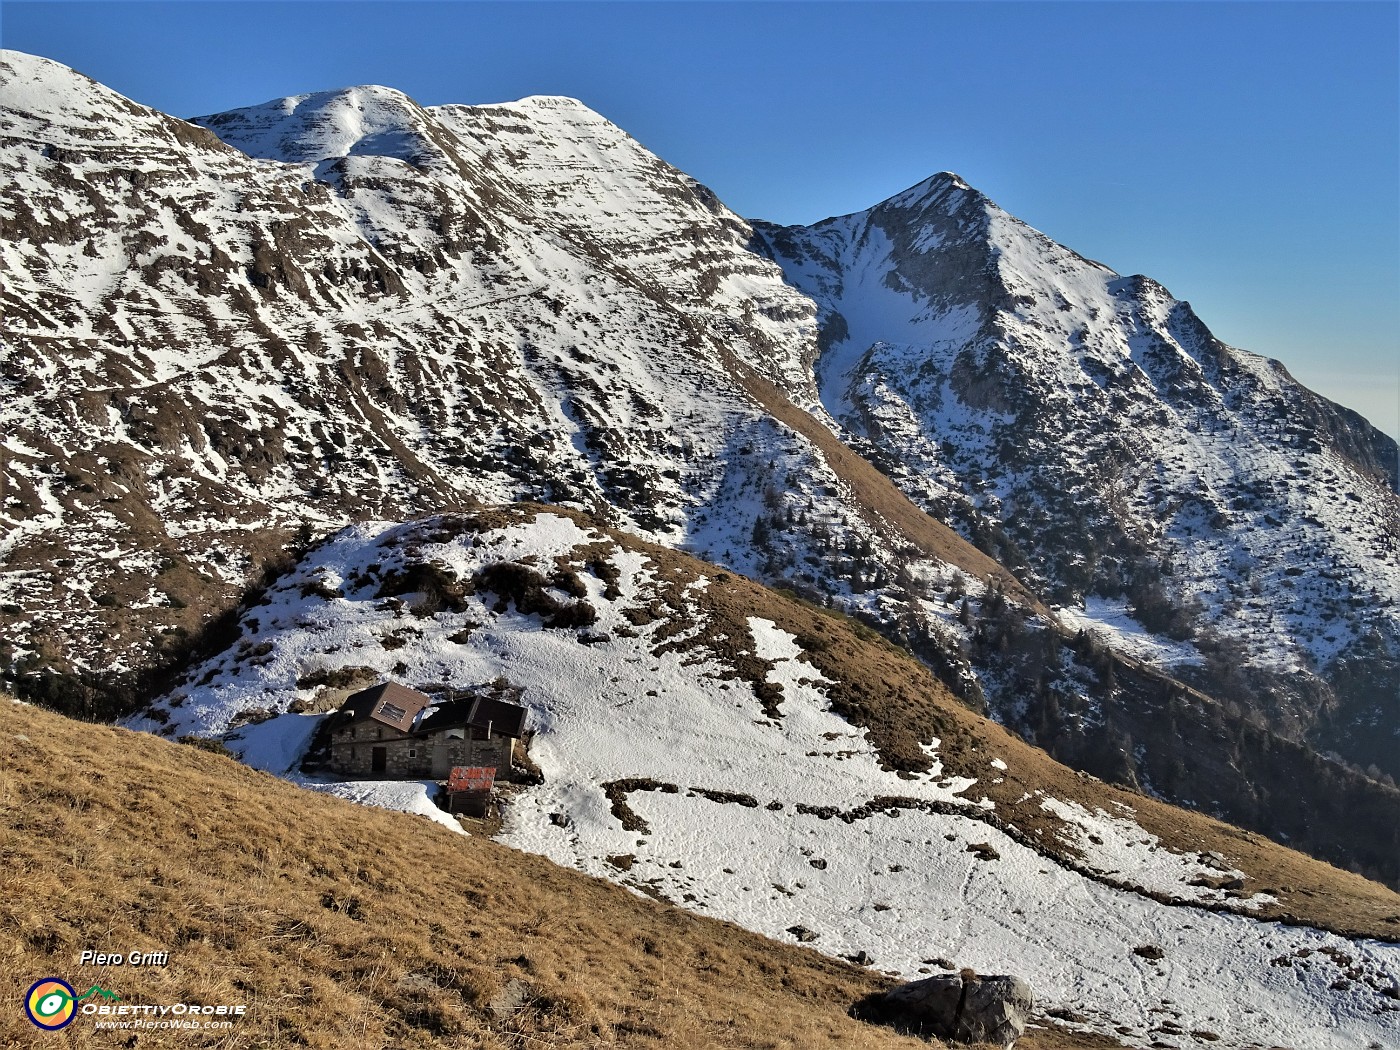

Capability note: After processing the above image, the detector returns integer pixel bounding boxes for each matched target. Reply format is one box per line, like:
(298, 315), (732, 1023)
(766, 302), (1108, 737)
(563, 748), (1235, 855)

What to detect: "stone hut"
(326, 681), (527, 779)
(415, 694), (525, 777)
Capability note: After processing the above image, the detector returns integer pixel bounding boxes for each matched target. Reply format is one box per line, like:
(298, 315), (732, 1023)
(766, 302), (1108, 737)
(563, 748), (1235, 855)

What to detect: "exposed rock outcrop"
(854, 971), (1032, 1047)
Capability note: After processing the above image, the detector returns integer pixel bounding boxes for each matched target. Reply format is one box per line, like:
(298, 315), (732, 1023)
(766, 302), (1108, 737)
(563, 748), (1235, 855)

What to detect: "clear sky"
(5, 0), (1397, 439)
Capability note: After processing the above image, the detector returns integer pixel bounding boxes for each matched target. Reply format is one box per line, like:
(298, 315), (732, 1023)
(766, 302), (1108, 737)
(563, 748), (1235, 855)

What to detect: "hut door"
(371, 747), (387, 774)
(432, 740), (454, 779)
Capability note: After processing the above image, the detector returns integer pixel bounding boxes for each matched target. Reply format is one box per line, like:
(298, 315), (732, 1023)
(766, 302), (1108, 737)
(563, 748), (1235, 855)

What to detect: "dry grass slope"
(0, 700), (1119, 1049)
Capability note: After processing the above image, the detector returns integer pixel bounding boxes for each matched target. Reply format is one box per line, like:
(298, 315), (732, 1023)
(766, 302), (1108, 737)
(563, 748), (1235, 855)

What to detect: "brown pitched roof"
(338, 682), (433, 733)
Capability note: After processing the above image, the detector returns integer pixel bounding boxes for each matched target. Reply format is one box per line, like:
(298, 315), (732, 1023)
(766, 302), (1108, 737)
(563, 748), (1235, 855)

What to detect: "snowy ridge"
(193, 85), (445, 167)
(428, 95), (825, 404)
(124, 510), (1400, 1050)
(0, 50), (211, 153)
(0, 50), (953, 688)
(755, 172), (1400, 785)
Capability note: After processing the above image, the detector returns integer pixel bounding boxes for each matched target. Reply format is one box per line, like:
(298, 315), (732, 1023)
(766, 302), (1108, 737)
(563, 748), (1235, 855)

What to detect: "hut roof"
(418, 695), (527, 739)
(337, 682), (433, 733)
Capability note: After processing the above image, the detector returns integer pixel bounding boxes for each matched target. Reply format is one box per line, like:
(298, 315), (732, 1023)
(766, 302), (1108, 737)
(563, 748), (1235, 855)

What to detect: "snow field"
(124, 513), (1400, 1050)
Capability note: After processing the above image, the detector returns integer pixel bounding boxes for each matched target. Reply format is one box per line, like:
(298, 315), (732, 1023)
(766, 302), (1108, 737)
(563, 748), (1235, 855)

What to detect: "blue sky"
(5, 0), (1397, 438)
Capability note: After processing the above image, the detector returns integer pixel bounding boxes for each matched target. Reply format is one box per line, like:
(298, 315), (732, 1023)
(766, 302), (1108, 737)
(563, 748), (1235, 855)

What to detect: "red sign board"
(448, 766), (496, 793)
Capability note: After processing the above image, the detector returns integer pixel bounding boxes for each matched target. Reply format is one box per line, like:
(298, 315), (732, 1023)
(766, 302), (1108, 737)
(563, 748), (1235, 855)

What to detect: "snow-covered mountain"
(752, 173), (1400, 787)
(2, 50), (1397, 883)
(123, 507), (1400, 1050)
(0, 50), (995, 681)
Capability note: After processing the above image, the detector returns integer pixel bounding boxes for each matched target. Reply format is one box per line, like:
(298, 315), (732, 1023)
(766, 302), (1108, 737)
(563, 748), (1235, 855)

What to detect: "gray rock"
(486, 977), (533, 1019)
(855, 972), (1032, 1048)
(1200, 850), (1231, 871)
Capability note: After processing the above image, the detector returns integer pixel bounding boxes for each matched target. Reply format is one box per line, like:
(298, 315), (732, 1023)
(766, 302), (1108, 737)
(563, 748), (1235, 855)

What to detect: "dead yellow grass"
(0, 700), (1114, 1049)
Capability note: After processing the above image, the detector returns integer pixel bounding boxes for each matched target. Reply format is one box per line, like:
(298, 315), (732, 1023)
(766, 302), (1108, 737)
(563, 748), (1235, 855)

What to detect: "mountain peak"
(192, 83), (435, 164)
(0, 49), (155, 138)
(920, 170), (973, 193)
(510, 93), (593, 110)
(877, 170), (992, 218)
(790, 172), (991, 234)
(0, 48), (91, 88)
(463, 93), (628, 139)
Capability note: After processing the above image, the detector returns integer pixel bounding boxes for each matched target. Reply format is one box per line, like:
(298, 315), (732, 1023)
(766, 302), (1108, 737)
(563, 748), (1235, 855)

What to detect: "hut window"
(408, 748), (417, 758)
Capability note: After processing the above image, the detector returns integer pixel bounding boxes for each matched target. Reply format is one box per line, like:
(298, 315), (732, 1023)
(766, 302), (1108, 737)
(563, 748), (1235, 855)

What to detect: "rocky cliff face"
(2, 50), (1396, 881)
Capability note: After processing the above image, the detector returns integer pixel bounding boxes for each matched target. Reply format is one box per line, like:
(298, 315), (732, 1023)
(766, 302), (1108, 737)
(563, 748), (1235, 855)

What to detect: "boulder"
(853, 972), (1032, 1048)
(486, 977), (533, 1020)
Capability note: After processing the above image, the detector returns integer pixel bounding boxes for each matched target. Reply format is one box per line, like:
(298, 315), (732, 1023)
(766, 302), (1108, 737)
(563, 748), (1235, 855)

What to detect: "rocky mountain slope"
(0, 49), (995, 691)
(752, 172), (1400, 788)
(117, 507), (1400, 1050)
(2, 50), (1397, 883)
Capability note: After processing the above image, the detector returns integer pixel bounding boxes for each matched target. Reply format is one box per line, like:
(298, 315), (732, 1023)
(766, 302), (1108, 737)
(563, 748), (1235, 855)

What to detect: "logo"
(24, 979), (77, 1030)
(24, 980), (120, 1030)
